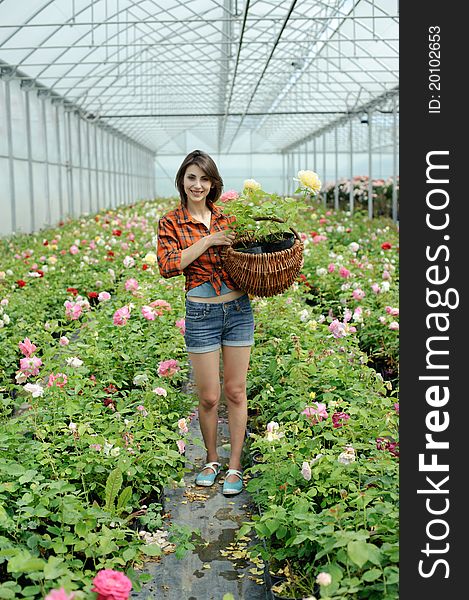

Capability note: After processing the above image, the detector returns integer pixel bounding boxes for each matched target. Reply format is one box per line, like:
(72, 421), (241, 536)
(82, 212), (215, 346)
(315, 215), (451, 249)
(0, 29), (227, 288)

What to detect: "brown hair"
(175, 150), (223, 207)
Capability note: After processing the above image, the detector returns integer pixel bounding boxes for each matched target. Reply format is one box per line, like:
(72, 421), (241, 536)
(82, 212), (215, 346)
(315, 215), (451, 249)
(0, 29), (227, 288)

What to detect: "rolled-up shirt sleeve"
(157, 216), (183, 278)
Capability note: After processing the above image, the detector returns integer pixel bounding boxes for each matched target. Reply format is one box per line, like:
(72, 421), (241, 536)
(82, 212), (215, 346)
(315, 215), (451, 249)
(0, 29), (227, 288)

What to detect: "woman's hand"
(207, 230), (236, 247)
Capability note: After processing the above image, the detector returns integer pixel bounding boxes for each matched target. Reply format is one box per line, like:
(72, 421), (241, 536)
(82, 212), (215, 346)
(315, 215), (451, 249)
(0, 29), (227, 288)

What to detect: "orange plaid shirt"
(157, 203), (239, 295)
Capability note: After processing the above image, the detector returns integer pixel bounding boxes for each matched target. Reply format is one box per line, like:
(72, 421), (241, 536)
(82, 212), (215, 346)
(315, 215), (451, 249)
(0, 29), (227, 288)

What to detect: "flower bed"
(0, 190), (398, 599)
(0, 201), (197, 598)
(236, 199), (399, 599)
(322, 176), (399, 218)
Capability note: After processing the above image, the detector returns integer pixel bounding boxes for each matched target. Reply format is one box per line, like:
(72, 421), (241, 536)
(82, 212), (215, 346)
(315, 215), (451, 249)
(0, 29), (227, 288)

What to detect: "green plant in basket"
(221, 171), (321, 248)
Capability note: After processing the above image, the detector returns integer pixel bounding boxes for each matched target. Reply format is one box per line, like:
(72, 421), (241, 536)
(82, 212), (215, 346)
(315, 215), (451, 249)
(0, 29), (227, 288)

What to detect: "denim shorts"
(184, 293), (255, 354)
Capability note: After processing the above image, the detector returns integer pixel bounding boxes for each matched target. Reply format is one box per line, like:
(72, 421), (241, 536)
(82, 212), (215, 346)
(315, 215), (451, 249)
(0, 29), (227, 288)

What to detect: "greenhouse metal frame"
(0, 0), (399, 235)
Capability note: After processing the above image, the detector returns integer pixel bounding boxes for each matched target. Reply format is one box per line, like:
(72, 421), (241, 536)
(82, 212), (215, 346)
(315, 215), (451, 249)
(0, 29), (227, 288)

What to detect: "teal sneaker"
(222, 469), (243, 496)
(195, 462), (221, 487)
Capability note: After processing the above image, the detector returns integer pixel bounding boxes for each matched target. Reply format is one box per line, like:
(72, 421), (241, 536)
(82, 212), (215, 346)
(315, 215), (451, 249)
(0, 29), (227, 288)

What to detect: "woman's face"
(183, 163), (212, 206)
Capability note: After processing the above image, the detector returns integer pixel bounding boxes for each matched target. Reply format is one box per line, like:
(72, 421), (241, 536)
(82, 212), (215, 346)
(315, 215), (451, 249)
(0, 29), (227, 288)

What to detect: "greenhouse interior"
(0, 1), (399, 600)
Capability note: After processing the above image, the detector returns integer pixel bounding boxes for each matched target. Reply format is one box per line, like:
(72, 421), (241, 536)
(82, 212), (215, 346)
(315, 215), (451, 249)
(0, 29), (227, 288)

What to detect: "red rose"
(112, 229), (122, 237)
(88, 292), (98, 298)
(142, 264), (149, 270)
(381, 242), (392, 250)
(16, 280), (27, 287)
(66, 287), (79, 296)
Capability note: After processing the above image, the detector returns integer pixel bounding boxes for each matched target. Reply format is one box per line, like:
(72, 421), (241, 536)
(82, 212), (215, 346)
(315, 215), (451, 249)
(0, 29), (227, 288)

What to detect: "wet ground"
(130, 401), (268, 600)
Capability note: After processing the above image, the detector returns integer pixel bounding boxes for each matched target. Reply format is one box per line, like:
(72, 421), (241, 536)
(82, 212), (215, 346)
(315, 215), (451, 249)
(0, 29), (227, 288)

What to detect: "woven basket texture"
(223, 238), (304, 297)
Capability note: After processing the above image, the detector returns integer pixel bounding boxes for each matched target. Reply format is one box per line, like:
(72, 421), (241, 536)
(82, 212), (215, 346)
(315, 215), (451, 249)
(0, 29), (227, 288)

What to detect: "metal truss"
(0, 0), (398, 155)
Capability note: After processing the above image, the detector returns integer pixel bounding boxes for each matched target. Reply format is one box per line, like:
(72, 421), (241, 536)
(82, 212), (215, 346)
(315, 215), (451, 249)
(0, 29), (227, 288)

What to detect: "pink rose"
(339, 266), (351, 278)
(176, 439), (186, 454)
(124, 278), (139, 291)
(141, 305), (157, 321)
(69, 245), (79, 255)
(64, 301), (83, 320)
(352, 288), (365, 300)
(150, 299), (172, 314)
(158, 359), (180, 377)
(113, 306), (131, 326)
(18, 337), (37, 357)
(328, 319), (347, 338)
(19, 356), (42, 377)
(98, 291), (111, 302)
(219, 189), (239, 203)
(47, 373), (68, 388)
(302, 403), (328, 424)
(175, 318), (186, 335)
(91, 569), (132, 600)
(59, 336), (70, 346)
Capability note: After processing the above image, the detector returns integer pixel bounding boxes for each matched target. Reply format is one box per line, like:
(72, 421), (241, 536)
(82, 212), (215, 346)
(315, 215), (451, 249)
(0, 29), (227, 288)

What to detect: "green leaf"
(237, 524), (252, 538)
(116, 486), (132, 514)
(75, 521), (88, 537)
(17, 585), (41, 597)
(18, 469), (38, 484)
(347, 540), (380, 568)
(7, 553), (45, 574)
(140, 544), (162, 557)
(362, 567), (383, 582)
(122, 547), (137, 562)
(0, 463), (25, 476)
(347, 540), (371, 568)
(43, 556), (68, 580)
(105, 468), (123, 512)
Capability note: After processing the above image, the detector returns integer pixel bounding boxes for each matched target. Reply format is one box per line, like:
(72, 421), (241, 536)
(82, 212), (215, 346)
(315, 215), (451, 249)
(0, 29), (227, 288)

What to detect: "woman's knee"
(223, 382), (246, 405)
(198, 390), (220, 409)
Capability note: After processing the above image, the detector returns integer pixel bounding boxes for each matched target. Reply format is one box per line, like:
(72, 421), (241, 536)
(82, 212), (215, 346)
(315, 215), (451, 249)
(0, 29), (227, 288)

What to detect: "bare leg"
(221, 346), (251, 482)
(189, 350), (221, 475)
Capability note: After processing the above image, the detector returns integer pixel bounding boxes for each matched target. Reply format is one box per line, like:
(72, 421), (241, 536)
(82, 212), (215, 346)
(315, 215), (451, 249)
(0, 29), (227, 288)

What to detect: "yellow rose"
(48, 256), (57, 264)
(243, 178), (262, 191)
(309, 391), (316, 399)
(297, 170), (322, 194)
(50, 244), (58, 251)
(144, 252), (157, 265)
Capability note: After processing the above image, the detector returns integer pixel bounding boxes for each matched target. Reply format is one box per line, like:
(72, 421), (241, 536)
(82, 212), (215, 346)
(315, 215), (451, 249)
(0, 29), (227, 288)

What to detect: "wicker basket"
(223, 225), (304, 297)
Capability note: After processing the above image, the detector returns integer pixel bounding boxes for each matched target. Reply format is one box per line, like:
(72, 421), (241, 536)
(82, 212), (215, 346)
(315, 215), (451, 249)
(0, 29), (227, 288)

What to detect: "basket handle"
(252, 216), (301, 242)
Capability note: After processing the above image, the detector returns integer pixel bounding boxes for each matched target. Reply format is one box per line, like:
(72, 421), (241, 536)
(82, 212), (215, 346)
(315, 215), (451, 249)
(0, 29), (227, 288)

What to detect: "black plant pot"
(234, 232), (295, 255)
(263, 232), (295, 253)
(234, 241), (265, 254)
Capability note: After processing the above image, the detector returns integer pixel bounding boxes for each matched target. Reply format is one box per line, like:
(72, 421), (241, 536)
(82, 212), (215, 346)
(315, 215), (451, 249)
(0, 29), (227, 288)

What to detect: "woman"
(157, 150), (254, 496)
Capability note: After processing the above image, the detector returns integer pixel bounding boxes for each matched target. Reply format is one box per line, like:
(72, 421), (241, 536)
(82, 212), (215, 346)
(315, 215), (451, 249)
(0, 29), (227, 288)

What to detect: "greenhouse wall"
(0, 77), (156, 237)
(155, 152), (397, 198)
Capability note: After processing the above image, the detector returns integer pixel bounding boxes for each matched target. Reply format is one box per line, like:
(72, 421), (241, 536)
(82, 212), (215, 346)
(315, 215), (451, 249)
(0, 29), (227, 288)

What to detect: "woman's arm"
(180, 230), (235, 270)
(157, 217), (235, 277)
